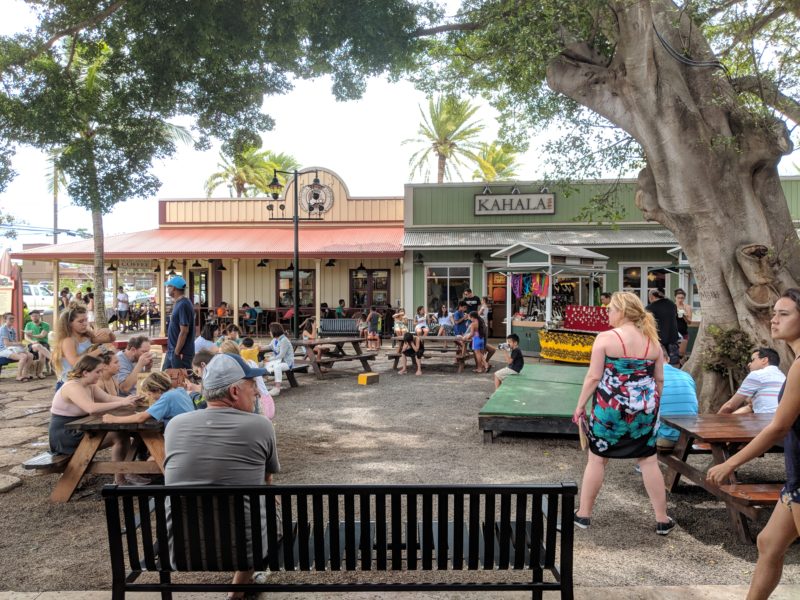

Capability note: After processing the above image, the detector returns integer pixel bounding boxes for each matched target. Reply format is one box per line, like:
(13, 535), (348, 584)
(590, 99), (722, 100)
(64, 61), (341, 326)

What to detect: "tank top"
(50, 382), (92, 417)
(779, 378), (800, 490)
(59, 338), (93, 383)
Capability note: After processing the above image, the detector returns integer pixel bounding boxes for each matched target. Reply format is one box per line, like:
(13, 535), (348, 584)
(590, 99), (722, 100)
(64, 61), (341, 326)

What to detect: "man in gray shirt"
(115, 335), (153, 395)
(164, 352), (279, 591)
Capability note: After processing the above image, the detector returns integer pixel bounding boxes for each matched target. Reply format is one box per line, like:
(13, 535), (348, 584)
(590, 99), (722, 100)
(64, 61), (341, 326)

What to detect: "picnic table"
(291, 336), (377, 379)
(389, 335), (477, 373)
(658, 413), (781, 542)
(112, 337), (168, 352)
(50, 407), (165, 503)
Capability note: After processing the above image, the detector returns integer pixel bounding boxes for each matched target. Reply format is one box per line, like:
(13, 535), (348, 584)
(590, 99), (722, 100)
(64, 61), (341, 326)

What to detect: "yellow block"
(358, 372), (380, 385)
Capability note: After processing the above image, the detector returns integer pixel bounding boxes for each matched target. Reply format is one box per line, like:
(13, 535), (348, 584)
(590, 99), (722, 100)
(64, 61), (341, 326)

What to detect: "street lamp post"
(267, 169), (324, 339)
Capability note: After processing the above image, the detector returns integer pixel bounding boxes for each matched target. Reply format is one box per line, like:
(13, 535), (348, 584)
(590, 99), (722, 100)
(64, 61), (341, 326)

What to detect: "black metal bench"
(103, 482), (577, 599)
(318, 318), (359, 337)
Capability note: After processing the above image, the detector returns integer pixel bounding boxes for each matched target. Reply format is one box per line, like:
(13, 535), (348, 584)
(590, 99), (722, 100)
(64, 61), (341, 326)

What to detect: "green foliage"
(0, 208), (16, 239)
(701, 324), (756, 391)
(472, 142), (520, 181)
(404, 95), (485, 183)
(205, 146), (300, 197)
(59, 278), (78, 293)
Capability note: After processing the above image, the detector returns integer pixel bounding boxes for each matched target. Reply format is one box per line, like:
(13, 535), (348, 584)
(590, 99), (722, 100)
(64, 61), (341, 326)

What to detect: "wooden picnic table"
(389, 335), (476, 373)
(290, 336), (376, 379)
(50, 407), (165, 503)
(658, 413), (780, 542)
(112, 337), (168, 352)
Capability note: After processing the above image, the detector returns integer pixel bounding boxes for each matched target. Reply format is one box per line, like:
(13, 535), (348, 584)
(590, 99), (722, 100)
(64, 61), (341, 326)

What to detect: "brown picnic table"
(50, 408), (165, 503)
(658, 413), (781, 542)
(389, 335), (477, 373)
(291, 336), (376, 379)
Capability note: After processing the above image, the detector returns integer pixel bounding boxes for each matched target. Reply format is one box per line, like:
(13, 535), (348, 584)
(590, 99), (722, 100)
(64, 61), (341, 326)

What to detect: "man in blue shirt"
(657, 363), (698, 449)
(163, 276), (195, 369)
(452, 301), (469, 336)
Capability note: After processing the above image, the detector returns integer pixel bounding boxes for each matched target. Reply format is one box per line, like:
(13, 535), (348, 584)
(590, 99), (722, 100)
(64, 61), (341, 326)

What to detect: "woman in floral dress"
(572, 291), (674, 534)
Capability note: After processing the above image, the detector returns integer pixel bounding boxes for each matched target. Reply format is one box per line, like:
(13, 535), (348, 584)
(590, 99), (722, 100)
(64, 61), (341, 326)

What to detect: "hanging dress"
(587, 330), (659, 458)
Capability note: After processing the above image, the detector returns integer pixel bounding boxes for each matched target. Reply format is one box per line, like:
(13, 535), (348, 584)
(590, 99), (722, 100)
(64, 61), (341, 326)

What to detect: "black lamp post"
(267, 169), (324, 339)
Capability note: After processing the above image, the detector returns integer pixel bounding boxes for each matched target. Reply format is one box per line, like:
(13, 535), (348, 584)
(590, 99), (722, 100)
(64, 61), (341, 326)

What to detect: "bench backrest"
(104, 483), (576, 582)
(318, 318), (358, 336)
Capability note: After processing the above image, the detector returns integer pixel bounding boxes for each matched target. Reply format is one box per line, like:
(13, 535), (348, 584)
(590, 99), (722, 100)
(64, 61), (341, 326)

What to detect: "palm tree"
(472, 142), (521, 181)
(404, 96), (485, 183)
(205, 147), (300, 197)
(46, 148), (68, 244)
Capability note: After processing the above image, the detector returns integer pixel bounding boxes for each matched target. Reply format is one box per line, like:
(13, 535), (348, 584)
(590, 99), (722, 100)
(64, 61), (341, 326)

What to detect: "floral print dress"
(587, 331), (659, 458)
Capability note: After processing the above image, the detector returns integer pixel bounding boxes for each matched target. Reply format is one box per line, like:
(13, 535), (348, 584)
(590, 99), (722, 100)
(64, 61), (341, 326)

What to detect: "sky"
(1, 1), (797, 254)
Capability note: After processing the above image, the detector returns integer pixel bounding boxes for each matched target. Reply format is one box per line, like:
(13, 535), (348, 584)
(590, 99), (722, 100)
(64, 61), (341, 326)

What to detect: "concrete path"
(2, 586), (799, 599)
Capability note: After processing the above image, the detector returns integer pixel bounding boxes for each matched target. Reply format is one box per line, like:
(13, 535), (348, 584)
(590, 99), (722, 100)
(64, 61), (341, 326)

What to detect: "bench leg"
(140, 431), (166, 472)
(286, 370), (299, 388)
(663, 433), (692, 493)
(51, 431), (106, 503)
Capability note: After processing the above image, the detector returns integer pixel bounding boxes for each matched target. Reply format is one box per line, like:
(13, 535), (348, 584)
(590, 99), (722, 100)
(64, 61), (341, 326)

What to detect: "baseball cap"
(202, 353), (267, 391)
(164, 275), (187, 289)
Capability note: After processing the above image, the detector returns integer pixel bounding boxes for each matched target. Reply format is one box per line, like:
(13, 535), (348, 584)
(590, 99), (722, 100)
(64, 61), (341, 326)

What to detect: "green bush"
(701, 325), (755, 394)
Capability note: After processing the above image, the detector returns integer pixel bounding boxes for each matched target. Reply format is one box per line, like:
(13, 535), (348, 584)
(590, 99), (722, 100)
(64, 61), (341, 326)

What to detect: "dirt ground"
(0, 351), (798, 592)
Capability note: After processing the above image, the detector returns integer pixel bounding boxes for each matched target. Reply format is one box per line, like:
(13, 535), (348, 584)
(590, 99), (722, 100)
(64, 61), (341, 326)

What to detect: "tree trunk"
(92, 204), (108, 329)
(546, 0), (797, 411)
(437, 153), (446, 183)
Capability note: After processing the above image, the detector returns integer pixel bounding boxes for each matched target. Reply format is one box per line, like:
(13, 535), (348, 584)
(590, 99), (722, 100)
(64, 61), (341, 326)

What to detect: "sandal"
(15, 377), (31, 382)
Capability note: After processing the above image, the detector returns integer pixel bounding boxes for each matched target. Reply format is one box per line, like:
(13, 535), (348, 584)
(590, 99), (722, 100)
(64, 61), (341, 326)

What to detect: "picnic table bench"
(292, 337), (376, 379)
(388, 336), (477, 373)
(658, 413), (781, 543)
(103, 482), (577, 599)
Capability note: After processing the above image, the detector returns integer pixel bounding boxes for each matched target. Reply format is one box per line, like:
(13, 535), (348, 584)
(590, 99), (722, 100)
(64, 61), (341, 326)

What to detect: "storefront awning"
(10, 226), (404, 261)
(403, 228), (677, 249)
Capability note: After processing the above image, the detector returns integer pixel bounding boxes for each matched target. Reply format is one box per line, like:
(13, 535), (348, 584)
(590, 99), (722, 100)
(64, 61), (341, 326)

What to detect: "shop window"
(425, 266), (471, 312)
(350, 269), (391, 308)
(276, 269), (315, 307)
(621, 264), (669, 304)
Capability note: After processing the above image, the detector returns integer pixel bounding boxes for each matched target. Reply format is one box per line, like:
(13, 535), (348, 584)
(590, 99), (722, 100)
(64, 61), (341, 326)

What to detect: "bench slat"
(720, 483), (782, 505)
(453, 493), (464, 570)
(328, 494), (341, 570)
(376, 493), (387, 570)
(23, 452), (70, 470)
(312, 494), (325, 570)
(437, 493), (449, 570)
(360, 493), (372, 571)
(407, 493), (418, 570)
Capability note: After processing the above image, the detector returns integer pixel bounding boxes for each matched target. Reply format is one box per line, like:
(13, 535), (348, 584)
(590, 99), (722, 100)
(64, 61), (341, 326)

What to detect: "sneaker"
(656, 517), (676, 536)
(573, 511), (591, 529)
(634, 464), (642, 474)
(268, 387), (280, 397)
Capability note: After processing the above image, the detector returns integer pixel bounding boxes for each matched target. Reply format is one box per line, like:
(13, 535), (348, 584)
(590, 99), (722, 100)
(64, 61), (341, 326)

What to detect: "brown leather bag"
(163, 368), (187, 389)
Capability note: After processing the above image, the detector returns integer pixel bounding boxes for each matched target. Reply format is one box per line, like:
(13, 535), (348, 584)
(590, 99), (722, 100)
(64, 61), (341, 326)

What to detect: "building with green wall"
(401, 176), (800, 339)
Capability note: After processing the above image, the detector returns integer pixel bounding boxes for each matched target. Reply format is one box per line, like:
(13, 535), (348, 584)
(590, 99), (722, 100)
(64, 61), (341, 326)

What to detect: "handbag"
(578, 416), (589, 451)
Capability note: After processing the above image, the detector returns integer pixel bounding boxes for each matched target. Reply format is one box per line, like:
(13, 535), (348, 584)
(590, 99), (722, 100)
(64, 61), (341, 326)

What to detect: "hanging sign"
(474, 193), (555, 216)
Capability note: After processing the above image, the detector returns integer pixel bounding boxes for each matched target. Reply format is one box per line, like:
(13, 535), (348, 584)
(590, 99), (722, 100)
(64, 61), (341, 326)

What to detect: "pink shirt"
(50, 383), (91, 417)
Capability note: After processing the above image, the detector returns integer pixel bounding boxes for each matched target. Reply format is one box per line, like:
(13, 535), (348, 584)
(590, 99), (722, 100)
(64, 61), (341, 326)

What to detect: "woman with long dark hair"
(708, 289), (800, 599)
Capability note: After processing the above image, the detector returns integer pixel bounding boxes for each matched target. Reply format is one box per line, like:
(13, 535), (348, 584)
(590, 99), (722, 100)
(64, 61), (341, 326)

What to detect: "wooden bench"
(387, 348), (475, 373)
(318, 318), (359, 337)
(719, 483), (782, 507)
(103, 482), (577, 599)
(22, 452), (71, 474)
(285, 364), (308, 388)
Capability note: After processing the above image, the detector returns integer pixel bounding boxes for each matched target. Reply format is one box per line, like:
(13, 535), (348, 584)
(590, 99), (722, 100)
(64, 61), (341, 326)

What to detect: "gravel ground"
(0, 351), (799, 592)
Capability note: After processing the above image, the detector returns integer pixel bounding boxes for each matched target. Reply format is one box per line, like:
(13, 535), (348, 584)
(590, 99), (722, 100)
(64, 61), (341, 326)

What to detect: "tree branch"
(731, 75), (800, 125)
(412, 22), (483, 37)
(719, 5), (787, 58)
(3, 0), (127, 73)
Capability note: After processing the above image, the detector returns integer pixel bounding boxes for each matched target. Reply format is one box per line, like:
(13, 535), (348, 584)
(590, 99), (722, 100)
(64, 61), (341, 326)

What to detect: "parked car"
(22, 283), (54, 311)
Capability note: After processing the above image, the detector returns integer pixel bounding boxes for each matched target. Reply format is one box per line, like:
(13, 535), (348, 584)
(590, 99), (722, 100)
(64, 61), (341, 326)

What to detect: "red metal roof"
(11, 226), (404, 261)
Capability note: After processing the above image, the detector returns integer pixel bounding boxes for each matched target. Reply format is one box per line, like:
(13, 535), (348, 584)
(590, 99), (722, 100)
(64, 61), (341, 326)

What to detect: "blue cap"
(203, 353), (267, 391)
(164, 275), (187, 289)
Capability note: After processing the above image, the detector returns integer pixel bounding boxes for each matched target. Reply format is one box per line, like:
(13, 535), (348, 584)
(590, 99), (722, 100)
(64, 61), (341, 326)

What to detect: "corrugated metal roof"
(11, 226), (404, 261)
(492, 243), (608, 260)
(403, 228), (676, 248)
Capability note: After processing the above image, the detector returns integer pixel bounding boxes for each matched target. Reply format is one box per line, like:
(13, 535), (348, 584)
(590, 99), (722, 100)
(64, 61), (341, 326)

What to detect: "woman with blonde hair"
(52, 302), (94, 389)
(572, 291), (673, 535)
(48, 354), (139, 484)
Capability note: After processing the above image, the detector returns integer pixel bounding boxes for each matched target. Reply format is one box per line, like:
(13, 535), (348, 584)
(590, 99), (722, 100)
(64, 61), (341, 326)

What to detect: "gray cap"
(202, 353), (267, 391)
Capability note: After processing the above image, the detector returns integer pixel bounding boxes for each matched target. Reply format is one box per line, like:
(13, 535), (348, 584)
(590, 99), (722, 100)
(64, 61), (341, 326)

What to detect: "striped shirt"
(737, 365), (784, 414)
(658, 364), (698, 442)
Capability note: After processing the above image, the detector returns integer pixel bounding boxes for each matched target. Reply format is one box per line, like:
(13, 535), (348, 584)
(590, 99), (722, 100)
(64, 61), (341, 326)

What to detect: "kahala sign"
(474, 193), (555, 216)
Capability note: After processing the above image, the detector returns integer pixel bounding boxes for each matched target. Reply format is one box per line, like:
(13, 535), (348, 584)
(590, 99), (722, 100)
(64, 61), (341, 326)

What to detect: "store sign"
(118, 259), (156, 270)
(474, 193), (555, 216)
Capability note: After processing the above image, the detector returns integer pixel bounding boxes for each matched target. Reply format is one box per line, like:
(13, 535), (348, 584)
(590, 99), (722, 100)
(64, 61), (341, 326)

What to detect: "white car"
(22, 283), (54, 311)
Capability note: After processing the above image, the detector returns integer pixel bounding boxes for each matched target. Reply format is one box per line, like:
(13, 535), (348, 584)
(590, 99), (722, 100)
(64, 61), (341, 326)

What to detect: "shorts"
(403, 347), (424, 359)
(494, 367), (520, 382)
(163, 352), (193, 370)
(472, 337), (486, 351)
(780, 484), (800, 508)
(49, 413), (85, 455)
(0, 347), (24, 359)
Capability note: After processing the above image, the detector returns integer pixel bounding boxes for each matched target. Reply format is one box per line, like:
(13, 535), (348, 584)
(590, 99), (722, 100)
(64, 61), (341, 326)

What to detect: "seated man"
(717, 347), (784, 414)
(164, 353), (280, 595)
(23, 310), (52, 374)
(657, 361), (699, 450)
(115, 335), (153, 396)
(494, 333), (524, 390)
(0, 312), (35, 381)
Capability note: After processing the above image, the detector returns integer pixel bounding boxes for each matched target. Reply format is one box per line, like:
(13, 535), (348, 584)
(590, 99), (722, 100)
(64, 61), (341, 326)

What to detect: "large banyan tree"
(412, 1), (800, 409)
